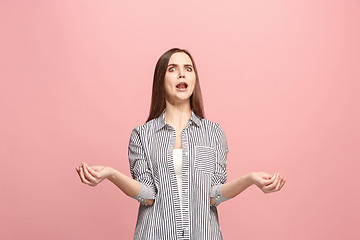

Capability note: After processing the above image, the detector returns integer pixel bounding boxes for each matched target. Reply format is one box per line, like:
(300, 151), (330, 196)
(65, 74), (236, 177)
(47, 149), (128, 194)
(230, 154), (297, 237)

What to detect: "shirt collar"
(155, 109), (201, 132)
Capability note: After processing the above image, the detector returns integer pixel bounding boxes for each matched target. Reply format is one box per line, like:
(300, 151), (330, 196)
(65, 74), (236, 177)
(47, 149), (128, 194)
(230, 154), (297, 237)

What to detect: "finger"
(274, 173), (282, 187)
(82, 163), (97, 184)
(275, 176), (283, 191)
(79, 166), (95, 186)
(85, 164), (101, 179)
(279, 178), (286, 189)
(264, 173), (280, 191)
(263, 173), (277, 186)
(76, 167), (83, 180)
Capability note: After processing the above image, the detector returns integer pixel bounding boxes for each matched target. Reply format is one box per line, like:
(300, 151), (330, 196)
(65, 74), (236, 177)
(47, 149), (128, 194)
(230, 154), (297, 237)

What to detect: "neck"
(164, 100), (192, 128)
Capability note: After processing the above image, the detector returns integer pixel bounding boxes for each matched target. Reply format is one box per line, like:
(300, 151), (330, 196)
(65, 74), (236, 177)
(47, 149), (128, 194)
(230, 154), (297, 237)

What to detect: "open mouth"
(176, 82), (188, 90)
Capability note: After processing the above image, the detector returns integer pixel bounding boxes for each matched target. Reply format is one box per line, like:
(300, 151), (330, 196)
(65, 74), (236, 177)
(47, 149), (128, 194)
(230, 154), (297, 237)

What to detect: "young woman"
(76, 48), (286, 239)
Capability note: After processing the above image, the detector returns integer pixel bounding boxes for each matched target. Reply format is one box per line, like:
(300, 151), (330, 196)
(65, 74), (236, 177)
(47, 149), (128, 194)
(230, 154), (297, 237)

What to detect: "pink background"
(1, 0), (359, 239)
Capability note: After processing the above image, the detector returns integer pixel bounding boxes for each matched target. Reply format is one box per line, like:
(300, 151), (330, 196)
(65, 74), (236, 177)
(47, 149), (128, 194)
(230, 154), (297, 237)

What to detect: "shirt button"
(185, 152), (188, 156)
(184, 189), (188, 193)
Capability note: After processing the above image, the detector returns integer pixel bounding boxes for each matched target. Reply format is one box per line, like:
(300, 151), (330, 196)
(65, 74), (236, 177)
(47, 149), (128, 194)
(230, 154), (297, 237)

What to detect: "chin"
(175, 96), (191, 104)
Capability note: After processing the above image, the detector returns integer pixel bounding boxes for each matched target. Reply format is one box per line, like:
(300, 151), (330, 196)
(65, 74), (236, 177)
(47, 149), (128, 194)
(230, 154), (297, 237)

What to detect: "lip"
(176, 88), (188, 92)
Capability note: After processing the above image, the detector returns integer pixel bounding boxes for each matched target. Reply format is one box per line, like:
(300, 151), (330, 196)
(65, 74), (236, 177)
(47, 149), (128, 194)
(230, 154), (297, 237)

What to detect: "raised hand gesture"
(250, 172), (286, 193)
(75, 162), (112, 187)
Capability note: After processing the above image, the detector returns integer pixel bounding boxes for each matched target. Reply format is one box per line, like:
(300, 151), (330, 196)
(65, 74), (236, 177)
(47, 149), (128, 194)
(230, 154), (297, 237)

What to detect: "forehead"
(168, 52), (193, 65)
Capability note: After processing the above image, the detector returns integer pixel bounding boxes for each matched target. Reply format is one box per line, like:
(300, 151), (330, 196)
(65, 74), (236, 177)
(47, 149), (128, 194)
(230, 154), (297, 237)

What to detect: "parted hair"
(146, 48), (205, 122)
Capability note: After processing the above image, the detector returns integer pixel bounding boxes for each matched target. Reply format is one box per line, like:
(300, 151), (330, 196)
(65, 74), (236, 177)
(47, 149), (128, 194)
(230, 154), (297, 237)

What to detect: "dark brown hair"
(146, 48), (205, 122)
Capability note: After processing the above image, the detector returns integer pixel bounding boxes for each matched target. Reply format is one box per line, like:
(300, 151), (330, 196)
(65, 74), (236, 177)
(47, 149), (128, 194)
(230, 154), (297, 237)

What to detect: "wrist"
(248, 172), (255, 185)
(105, 167), (115, 180)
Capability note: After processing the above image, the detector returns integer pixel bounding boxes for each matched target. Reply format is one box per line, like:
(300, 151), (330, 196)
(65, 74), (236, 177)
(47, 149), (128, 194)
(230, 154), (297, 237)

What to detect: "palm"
(76, 163), (111, 187)
(251, 172), (285, 193)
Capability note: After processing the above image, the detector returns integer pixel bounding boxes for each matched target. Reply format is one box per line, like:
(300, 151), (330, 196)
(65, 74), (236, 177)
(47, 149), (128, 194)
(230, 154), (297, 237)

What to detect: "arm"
(75, 128), (156, 206)
(213, 173), (253, 203)
(76, 163), (154, 205)
(210, 172), (286, 205)
(209, 124), (286, 205)
(107, 167), (155, 205)
(127, 128), (157, 206)
(219, 172), (286, 200)
(209, 124), (230, 206)
(76, 163), (154, 206)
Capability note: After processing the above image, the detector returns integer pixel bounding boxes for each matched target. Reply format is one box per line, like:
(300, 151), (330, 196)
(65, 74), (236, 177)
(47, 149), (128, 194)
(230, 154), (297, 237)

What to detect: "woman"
(76, 48), (286, 239)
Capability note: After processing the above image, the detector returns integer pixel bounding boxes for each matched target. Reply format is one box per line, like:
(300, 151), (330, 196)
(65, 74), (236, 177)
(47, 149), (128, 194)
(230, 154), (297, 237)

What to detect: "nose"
(178, 70), (185, 78)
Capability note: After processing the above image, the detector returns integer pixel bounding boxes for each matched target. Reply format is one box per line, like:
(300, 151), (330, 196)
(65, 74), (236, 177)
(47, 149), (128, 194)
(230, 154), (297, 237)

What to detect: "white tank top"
(173, 149), (183, 220)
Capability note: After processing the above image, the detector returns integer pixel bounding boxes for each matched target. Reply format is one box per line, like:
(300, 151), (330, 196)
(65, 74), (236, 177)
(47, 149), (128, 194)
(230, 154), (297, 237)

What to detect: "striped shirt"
(128, 109), (230, 239)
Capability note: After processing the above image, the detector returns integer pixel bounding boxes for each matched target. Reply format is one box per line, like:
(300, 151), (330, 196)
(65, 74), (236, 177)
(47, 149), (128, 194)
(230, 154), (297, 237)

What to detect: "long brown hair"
(146, 48), (205, 122)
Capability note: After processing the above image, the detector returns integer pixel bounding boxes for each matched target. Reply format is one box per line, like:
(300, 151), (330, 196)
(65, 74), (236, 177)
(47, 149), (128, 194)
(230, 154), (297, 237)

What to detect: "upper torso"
(129, 109), (229, 240)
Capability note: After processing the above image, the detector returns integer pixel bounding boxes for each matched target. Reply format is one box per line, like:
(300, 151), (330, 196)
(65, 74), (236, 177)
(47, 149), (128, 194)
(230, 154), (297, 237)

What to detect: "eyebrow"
(167, 64), (193, 67)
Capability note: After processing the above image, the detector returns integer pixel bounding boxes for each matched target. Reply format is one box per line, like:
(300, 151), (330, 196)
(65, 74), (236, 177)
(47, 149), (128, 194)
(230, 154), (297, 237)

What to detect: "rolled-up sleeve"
(210, 124), (230, 206)
(128, 128), (157, 206)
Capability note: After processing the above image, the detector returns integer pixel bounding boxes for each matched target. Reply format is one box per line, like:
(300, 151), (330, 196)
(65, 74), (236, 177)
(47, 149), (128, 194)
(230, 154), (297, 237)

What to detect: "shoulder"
(130, 118), (158, 137)
(199, 118), (228, 147)
(200, 118), (228, 150)
(199, 117), (224, 132)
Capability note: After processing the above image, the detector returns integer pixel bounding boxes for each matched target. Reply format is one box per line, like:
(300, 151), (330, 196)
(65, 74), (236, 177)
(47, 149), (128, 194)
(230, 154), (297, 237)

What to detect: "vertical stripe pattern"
(128, 109), (230, 239)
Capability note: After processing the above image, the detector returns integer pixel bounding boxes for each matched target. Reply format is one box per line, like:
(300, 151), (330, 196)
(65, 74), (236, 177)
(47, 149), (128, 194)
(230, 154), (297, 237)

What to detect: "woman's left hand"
(250, 172), (286, 193)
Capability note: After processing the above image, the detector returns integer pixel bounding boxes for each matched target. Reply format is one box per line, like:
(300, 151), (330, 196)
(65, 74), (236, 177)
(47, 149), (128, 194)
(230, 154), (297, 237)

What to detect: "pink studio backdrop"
(1, 1), (359, 239)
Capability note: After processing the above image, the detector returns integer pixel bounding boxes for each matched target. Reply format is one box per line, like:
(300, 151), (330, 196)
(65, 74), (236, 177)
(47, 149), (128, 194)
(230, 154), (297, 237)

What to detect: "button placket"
(168, 126), (184, 223)
(180, 128), (190, 239)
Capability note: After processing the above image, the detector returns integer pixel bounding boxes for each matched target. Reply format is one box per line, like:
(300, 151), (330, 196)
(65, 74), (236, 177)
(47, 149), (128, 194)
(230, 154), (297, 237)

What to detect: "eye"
(168, 67), (175, 72)
(187, 67), (193, 71)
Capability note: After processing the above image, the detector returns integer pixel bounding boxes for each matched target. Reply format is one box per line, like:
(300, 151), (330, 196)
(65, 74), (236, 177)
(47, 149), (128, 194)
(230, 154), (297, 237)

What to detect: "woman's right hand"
(75, 162), (113, 187)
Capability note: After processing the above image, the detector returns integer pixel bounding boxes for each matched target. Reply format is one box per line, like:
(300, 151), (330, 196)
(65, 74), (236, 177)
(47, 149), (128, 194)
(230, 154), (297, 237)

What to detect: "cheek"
(164, 83), (172, 95)
(190, 78), (196, 89)
(164, 76), (172, 88)
(164, 74), (176, 86)
(189, 81), (196, 94)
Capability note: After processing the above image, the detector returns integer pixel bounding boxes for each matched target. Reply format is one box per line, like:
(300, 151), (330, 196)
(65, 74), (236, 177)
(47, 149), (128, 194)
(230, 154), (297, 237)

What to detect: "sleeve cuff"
(131, 182), (156, 206)
(210, 184), (230, 207)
